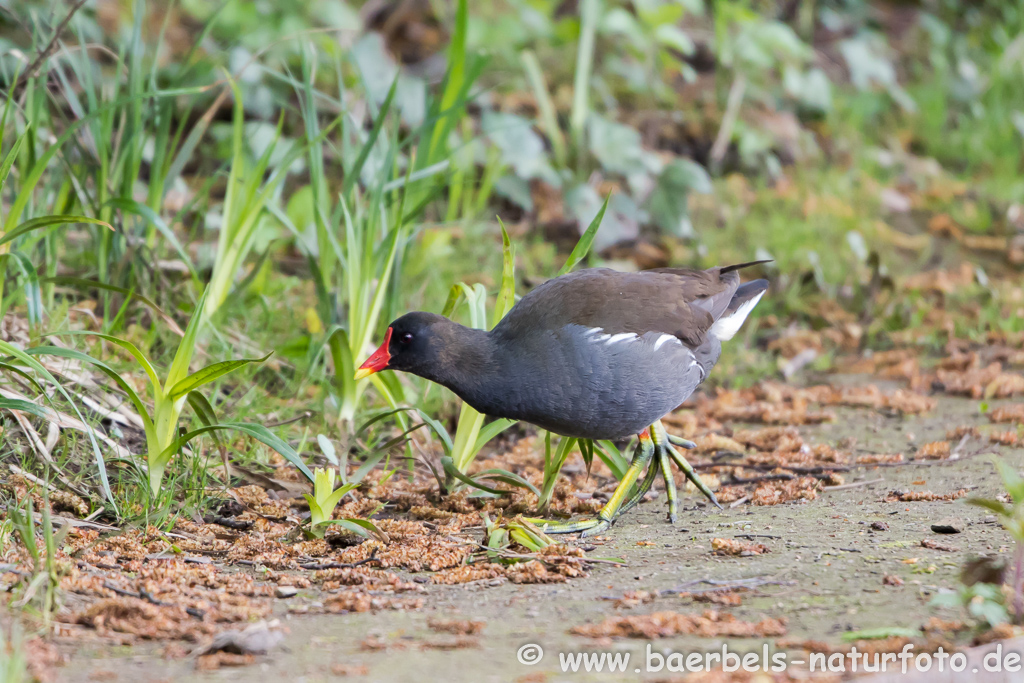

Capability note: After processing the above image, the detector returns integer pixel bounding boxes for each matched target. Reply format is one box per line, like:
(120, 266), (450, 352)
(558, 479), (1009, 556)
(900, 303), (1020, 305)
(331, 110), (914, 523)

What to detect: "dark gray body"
(380, 265), (767, 441)
(464, 325), (720, 439)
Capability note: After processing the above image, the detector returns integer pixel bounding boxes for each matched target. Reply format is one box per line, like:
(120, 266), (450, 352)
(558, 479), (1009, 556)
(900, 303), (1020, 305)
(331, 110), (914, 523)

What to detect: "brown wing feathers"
(495, 262), (768, 348)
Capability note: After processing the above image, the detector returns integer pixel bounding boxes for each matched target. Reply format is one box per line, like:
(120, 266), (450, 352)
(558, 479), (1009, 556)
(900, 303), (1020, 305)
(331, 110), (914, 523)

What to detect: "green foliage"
(30, 287), (312, 499)
(539, 432), (578, 513)
(968, 457), (1024, 544)
(8, 492), (68, 623)
(0, 624), (28, 683)
(0, 0), (1021, 560)
(931, 582), (1010, 629)
(205, 78), (313, 319)
(440, 220), (518, 480)
(303, 467), (358, 539)
(482, 513), (557, 556)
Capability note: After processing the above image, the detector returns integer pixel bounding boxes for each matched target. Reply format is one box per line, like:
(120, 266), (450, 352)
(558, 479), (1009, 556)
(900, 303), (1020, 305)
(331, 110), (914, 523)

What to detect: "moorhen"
(355, 262), (768, 535)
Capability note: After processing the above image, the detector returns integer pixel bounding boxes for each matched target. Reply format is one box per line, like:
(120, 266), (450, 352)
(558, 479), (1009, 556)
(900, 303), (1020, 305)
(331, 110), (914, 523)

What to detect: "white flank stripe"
(584, 327), (604, 336)
(605, 333), (636, 346)
(653, 334), (678, 351)
(710, 291), (765, 341)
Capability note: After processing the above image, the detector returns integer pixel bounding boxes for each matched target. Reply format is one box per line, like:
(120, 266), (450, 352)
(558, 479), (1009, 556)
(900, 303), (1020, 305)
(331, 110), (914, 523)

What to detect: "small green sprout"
(304, 467), (356, 538)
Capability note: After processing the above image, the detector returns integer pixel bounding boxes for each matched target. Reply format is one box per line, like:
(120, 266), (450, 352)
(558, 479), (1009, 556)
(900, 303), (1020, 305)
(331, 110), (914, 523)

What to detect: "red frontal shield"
(354, 327), (393, 380)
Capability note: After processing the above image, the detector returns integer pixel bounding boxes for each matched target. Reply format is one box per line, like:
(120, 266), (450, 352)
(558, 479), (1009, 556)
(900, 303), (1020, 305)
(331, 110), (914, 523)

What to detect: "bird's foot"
(523, 514), (612, 537)
(526, 422), (720, 536)
(662, 429), (722, 513)
(668, 434), (697, 450)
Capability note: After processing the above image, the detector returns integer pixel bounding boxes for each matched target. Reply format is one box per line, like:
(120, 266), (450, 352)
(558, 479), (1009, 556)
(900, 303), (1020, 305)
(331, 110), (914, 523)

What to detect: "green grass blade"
(0, 362), (46, 394)
(0, 216), (112, 248)
(167, 352), (272, 401)
(157, 422), (314, 483)
(0, 397), (51, 420)
(557, 194), (608, 276)
(521, 50), (566, 167)
(7, 252), (43, 328)
(329, 518), (387, 542)
(49, 331), (161, 393)
(491, 218), (516, 327)
(570, 0), (600, 156)
(0, 131), (26, 194)
(593, 439), (629, 480)
(424, 0), (469, 165)
(3, 86), (204, 234)
(186, 390), (229, 457)
(166, 286), (211, 389)
(342, 76), (399, 198)
(25, 346), (154, 433)
(1, 341), (117, 509)
(42, 276), (185, 336)
(186, 391), (220, 428)
(472, 418), (516, 455)
(107, 198), (198, 280)
(441, 456), (503, 495)
(476, 468), (542, 498)
(349, 450), (387, 486)
(415, 409), (453, 456)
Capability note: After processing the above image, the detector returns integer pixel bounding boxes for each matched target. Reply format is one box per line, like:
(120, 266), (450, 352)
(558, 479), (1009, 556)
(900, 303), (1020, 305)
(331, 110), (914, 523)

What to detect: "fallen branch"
(9, 0), (91, 98)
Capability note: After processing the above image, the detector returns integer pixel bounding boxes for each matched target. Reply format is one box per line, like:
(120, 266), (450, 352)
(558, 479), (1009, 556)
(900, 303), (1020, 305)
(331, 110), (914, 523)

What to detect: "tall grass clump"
(280, 0), (485, 432)
(28, 287), (313, 500)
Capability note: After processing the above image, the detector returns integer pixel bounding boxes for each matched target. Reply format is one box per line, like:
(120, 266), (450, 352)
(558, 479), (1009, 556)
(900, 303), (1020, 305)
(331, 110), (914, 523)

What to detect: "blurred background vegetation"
(0, 0), (1022, 521)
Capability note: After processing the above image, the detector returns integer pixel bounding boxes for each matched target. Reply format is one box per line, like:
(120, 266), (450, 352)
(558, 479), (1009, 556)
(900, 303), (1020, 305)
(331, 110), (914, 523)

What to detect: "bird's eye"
(400, 333), (414, 345)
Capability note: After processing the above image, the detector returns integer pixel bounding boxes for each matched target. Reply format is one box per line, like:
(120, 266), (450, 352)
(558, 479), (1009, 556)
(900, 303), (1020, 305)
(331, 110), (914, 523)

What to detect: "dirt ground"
(47, 378), (1024, 683)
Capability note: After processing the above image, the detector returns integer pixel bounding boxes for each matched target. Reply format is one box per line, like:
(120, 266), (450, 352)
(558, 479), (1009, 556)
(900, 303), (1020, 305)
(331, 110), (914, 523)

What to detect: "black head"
(355, 311), (454, 381)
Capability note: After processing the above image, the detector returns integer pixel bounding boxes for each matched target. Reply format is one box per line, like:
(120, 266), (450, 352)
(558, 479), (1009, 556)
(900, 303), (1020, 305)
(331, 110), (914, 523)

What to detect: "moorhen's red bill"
(356, 262), (768, 535)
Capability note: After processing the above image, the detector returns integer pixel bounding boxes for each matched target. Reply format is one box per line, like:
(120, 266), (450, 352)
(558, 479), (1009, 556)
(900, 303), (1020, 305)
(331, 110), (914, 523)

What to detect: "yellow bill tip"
(353, 367), (375, 381)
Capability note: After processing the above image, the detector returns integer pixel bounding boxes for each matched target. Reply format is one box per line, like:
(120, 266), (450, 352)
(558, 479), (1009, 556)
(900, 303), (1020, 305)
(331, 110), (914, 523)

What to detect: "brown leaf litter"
(885, 489), (969, 502)
(419, 636), (481, 650)
(24, 638), (65, 683)
(991, 404), (1024, 423)
(571, 610), (786, 639)
(990, 430), (1020, 446)
(427, 618), (485, 635)
(331, 663), (370, 676)
(711, 538), (770, 557)
(921, 539), (959, 552)
(751, 478), (821, 505)
(947, 425), (982, 440)
(322, 591), (423, 614)
(690, 589), (746, 606)
(915, 441), (951, 460)
(613, 590), (657, 608)
(856, 453), (904, 465)
(196, 652), (256, 670)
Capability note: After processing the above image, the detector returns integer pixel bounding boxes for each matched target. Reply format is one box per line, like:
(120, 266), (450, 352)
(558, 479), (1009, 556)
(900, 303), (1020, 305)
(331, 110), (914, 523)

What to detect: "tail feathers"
(710, 279), (768, 341)
(719, 260), (772, 275)
(725, 279), (768, 314)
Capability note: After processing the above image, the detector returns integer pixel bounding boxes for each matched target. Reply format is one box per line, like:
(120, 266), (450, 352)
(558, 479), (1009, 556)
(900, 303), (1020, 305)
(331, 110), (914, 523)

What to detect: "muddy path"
(58, 387), (1021, 682)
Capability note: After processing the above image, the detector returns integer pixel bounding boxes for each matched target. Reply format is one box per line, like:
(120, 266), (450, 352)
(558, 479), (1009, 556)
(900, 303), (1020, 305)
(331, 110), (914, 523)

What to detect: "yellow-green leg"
(660, 448), (678, 522)
(527, 420), (720, 537)
(527, 429), (656, 535)
(660, 422), (721, 510)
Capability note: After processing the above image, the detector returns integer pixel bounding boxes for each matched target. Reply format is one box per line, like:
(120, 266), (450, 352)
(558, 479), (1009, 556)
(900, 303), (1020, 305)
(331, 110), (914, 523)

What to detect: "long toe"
(579, 519), (612, 537)
(525, 516), (608, 535)
(668, 434), (697, 449)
